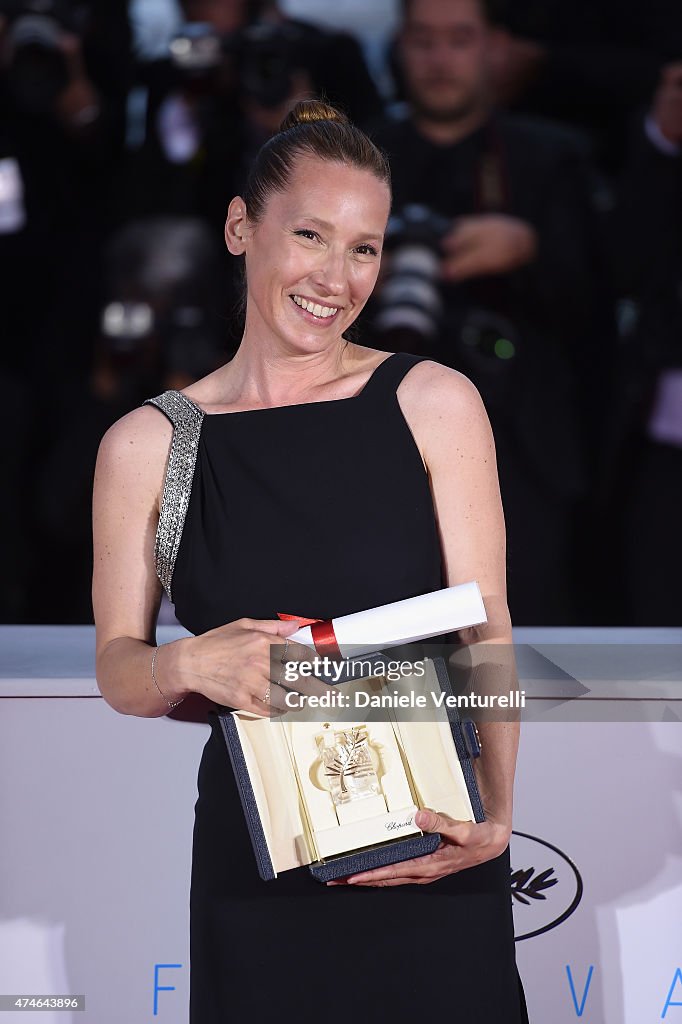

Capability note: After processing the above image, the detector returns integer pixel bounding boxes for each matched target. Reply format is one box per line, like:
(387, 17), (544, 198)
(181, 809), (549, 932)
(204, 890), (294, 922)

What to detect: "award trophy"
(286, 714), (421, 857)
(215, 583), (488, 881)
(317, 724), (384, 820)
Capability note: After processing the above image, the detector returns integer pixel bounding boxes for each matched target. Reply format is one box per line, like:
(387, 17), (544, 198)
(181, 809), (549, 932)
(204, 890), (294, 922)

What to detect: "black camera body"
(169, 19), (307, 109)
(0, 0), (86, 113)
(374, 203), (520, 396)
(375, 204), (452, 340)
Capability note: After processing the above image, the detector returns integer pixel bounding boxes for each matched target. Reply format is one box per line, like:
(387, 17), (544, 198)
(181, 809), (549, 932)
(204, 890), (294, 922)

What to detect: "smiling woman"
(92, 99), (527, 1023)
(222, 101), (391, 367)
(225, 153), (389, 353)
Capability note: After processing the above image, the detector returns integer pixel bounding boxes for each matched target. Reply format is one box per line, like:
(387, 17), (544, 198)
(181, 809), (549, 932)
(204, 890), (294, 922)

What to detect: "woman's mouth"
(290, 294), (340, 322)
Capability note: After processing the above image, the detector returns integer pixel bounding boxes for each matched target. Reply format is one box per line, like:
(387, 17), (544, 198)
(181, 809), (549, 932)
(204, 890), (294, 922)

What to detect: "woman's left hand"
(326, 808), (511, 887)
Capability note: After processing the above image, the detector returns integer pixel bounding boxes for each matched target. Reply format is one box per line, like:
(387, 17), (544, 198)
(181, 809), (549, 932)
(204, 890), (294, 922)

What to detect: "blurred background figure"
(0, 0), (132, 620)
(118, 0), (381, 220)
(605, 63), (682, 626)
(366, 0), (609, 625)
(116, 0), (382, 349)
(29, 216), (225, 623)
(0, 0), (132, 397)
(280, 0), (400, 96)
(2, 0), (680, 625)
(386, 0), (682, 177)
(484, 0), (682, 177)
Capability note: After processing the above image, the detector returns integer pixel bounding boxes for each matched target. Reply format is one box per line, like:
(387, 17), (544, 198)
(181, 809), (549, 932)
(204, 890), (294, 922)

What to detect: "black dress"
(144, 352), (528, 1024)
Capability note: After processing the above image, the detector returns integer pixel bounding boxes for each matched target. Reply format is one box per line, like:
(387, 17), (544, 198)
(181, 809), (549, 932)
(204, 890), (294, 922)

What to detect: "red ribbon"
(277, 612), (342, 659)
(276, 612), (320, 627)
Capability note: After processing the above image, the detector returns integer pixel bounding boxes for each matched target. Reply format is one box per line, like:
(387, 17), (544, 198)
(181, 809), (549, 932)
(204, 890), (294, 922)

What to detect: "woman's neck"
(217, 339), (358, 407)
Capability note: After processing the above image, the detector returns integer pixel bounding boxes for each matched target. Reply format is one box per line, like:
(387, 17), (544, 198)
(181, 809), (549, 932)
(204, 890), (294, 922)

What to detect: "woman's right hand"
(173, 616), (329, 716)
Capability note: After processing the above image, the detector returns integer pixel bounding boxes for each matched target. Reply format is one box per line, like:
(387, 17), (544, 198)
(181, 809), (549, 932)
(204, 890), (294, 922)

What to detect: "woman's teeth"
(291, 295), (338, 319)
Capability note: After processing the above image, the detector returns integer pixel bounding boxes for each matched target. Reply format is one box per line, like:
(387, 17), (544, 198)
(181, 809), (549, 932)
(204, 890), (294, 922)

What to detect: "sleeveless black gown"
(145, 352), (528, 1023)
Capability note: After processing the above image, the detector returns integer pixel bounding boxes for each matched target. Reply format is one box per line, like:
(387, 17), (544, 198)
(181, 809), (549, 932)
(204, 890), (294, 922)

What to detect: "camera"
(0, 0), (86, 113)
(100, 218), (223, 381)
(374, 204), (519, 392)
(168, 22), (223, 76)
(169, 19), (306, 109)
(373, 204), (451, 342)
(233, 21), (306, 109)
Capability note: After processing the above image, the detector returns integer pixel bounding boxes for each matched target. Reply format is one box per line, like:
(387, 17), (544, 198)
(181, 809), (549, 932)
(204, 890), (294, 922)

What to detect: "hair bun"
(279, 99), (349, 133)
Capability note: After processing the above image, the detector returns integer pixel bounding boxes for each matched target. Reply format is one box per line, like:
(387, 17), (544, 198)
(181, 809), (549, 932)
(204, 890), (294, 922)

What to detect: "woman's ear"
(225, 197), (252, 255)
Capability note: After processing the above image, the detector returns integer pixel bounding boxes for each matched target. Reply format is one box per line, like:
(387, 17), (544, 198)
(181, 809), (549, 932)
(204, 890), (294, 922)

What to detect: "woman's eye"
(295, 229), (318, 241)
(356, 244), (379, 257)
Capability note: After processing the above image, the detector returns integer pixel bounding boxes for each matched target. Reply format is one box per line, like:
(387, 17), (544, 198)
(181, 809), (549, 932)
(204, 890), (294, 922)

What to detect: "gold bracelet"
(151, 645), (185, 709)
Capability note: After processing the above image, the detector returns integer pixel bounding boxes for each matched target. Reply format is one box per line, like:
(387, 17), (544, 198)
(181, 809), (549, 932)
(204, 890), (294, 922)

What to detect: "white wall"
(1, 626), (680, 1022)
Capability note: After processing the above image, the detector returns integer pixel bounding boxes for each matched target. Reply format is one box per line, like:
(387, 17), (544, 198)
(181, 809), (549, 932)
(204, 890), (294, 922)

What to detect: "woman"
(92, 100), (527, 1022)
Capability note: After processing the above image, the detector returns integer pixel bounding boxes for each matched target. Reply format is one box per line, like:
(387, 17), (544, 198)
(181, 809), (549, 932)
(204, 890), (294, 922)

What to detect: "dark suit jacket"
(367, 111), (606, 498)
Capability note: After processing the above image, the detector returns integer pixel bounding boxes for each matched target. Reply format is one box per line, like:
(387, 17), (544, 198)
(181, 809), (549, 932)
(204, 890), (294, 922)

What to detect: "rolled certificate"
(287, 582), (487, 658)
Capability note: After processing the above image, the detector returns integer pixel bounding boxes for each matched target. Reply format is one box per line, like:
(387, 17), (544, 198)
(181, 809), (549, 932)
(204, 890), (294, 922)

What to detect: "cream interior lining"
(230, 659), (476, 876)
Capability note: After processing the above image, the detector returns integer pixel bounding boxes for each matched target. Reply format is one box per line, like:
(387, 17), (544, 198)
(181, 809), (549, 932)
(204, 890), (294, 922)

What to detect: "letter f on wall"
(153, 963), (182, 1015)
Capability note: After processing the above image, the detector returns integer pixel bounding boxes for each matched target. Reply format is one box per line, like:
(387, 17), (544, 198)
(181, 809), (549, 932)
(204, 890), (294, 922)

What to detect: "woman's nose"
(313, 249), (347, 296)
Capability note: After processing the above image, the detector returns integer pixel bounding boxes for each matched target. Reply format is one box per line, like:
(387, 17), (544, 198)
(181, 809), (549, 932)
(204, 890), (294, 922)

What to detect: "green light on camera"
(494, 337), (516, 360)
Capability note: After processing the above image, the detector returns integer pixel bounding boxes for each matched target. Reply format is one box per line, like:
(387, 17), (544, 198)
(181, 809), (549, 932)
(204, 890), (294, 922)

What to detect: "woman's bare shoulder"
(98, 403), (173, 459)
(397, 359), (489, 432)
(95, 405), (175, 511)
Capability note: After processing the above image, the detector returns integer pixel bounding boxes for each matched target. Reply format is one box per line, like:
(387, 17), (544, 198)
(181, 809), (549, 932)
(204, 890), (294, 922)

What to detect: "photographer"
(116, 1), (383, 355)
(0, 0), (131, 390)
(182, 0), (383, 123)
(30, 216), (226, 624)
(368, 0), (604, 625)
(484, 0), (682, 175)
(606, 63), (682, 625)
(0, 1), (132, 624)
(118, 0), (382, 227)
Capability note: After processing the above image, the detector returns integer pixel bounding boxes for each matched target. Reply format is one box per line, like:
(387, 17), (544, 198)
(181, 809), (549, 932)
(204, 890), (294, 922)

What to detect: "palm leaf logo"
(510, 866), (558, 905)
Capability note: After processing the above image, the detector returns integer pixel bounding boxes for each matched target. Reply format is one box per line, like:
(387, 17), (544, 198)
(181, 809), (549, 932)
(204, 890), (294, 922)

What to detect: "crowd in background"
(1, 0), (681, 627)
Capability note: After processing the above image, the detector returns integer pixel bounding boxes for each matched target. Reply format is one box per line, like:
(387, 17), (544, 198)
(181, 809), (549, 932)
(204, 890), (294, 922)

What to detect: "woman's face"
(230, 155), (391, 357)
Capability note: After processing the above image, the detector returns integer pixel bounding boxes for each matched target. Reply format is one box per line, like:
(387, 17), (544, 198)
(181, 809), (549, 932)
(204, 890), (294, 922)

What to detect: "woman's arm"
(92, 406), (192, 716)
(92, 407), (316, 718)
(409, 361), (518, 835)
(331, 360), (519, 886)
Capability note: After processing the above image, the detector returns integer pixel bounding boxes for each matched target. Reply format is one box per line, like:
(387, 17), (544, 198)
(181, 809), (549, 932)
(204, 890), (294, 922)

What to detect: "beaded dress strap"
(142, 390), (205, 603)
